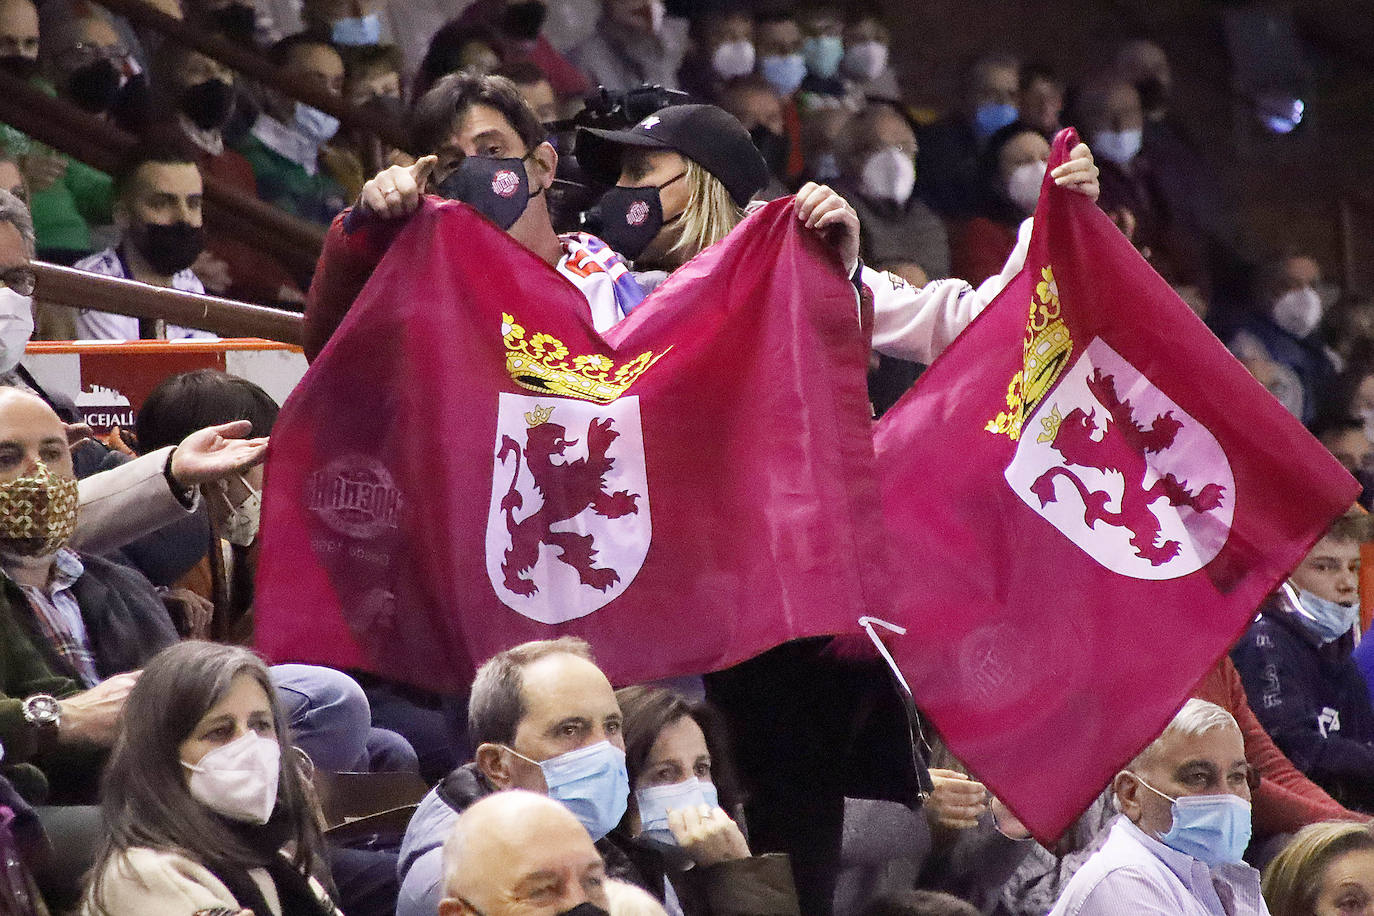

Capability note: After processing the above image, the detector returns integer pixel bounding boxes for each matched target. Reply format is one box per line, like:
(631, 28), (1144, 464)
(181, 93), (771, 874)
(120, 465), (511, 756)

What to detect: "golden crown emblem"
(524, 405), (554, 426)
(502, 313), (668, 404)
(986, 266), (1075, 440)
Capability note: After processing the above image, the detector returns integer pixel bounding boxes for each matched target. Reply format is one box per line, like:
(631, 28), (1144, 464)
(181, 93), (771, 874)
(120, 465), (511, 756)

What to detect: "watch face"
(24, 695), (60, 726)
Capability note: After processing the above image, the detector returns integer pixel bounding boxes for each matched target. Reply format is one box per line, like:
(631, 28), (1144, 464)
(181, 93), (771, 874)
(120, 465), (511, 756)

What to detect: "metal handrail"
(34, 261), (304, 345)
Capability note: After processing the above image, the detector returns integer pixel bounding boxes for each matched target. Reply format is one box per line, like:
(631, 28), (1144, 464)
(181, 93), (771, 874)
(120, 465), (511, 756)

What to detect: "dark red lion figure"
(1030, 369), (1225, 566)
(498, 417), (640, 596)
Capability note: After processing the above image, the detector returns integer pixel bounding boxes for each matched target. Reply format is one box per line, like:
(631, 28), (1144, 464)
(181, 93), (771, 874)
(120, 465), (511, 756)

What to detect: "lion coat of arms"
(485, 393), (651, 622)
(1004, 338), (1235, 580)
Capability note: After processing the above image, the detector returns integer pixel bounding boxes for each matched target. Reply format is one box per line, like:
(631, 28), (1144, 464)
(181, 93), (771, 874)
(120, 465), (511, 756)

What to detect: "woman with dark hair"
(949, 120), (1049, 286)
(85, 640), (340, 916)
(413, 20), (504, 102)
(611, 685), (799, 916)
(135, 369), (277, 643)
(134, 370), (432, 778)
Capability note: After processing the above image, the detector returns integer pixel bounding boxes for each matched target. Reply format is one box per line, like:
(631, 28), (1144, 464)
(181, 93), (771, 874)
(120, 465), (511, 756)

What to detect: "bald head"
(0, 388), (71, 482)
(439, 790), (609, 916)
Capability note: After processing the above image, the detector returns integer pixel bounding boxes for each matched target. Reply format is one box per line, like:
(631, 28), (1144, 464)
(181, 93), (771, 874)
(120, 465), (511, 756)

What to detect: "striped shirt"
(4, 549), (101, 688)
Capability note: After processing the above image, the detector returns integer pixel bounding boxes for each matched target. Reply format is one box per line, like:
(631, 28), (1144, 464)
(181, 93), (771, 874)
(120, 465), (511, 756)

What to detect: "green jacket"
(235, 133), (346, 227)
(0, 553), (178, 803)
(0, 581), (81, 803)
(0, 79), (113, 254)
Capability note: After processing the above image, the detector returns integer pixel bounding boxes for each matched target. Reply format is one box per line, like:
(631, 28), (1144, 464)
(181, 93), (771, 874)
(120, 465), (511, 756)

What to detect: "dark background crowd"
(0, 0), (1372, 915)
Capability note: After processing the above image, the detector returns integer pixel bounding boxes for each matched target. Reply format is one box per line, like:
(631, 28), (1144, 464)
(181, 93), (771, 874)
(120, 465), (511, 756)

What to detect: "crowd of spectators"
(0, 0), (1369, 915)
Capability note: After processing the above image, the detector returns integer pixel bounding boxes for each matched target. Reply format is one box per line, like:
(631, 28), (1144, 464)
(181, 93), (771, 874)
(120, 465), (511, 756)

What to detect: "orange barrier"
(22, 339), (307, 436)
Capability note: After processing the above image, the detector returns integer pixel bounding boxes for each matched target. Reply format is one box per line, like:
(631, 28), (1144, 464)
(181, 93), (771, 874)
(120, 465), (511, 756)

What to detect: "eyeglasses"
(0, 266), (36, 297)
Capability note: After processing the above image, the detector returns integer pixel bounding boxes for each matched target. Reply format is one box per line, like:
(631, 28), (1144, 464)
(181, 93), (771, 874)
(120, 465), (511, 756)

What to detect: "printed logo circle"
(491, 170), (520, 198)
(626, 200), (650, 226)
(306, 454), (403, 539)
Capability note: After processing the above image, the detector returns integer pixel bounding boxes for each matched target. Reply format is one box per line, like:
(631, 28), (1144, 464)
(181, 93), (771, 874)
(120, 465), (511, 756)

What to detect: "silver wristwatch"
(21, 694), (61, 731)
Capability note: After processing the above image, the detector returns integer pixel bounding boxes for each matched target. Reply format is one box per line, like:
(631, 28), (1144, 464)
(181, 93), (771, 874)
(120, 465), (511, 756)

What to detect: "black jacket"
(1232, 597), (1374, 811)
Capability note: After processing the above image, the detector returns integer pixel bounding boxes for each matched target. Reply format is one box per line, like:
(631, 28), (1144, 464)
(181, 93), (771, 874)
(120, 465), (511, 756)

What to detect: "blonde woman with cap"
(574, 101), (1100, 366)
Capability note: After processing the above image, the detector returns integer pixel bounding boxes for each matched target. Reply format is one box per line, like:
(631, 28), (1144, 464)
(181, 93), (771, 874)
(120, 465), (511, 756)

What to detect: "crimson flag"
(255, 197), (887, 691)
(873, 130), (1359, 842)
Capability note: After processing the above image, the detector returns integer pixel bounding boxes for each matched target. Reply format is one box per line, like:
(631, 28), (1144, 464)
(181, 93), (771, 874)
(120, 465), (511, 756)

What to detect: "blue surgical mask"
(801, 35), (844, 80)
(510, 741), (629, 841)
(1093, 127), (1143, 165)
(294, 102), (340, 142)
(1292, 586), (1359, 644)
(635, 777), (719, 846)
(973, 102), (1018, 139)
(760, 53), (807, 96)
(1132, 774), (1252, 867)
(331, 12), (381, 46)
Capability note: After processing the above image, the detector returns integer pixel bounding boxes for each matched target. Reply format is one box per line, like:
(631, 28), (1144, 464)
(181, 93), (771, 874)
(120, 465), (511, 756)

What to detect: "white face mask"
(0, 287), (33, 376)
(1272, 287), (1323, 338)
(1006, 160), (1047, 213)
(183, 729), (281, 825)
(841, 40), (888, 82)
(711, 40), (755, 79)
(1093, 127), (1143, 165)
(860, 146), (916, 205)
(219, 474), (262, 547)
(294, 102), (340, 143)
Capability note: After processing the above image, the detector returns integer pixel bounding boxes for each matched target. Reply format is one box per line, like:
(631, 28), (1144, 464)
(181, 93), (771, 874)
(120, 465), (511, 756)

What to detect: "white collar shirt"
(1048, 818), (1269, 916)
(71, 248), (218, 341)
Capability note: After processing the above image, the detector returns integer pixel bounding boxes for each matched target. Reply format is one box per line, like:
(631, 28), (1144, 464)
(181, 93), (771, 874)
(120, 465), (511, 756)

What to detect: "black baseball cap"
(575, 104), (770, 208)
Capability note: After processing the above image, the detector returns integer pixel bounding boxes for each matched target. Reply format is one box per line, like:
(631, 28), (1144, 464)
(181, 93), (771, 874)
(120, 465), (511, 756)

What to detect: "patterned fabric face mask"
(0, 462), (80, 557)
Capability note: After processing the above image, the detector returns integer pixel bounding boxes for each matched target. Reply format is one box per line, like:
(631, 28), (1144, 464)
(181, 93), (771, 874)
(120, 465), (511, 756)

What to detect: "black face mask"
(131, 221), (205, 276)
(0, 54), (38, 80)
(585, 172), (685, 262)
(211, 2), (258, 46)
(463, 900), (608, 916)
(500, 0), (547, 40)
(361, 93), (405, 124)
(67, 58), (123, 114)
(179, 78), (235, 130)
(750, 125), (788, 179)
(559, 905), (609, 916)
(436, 154), (537, 230)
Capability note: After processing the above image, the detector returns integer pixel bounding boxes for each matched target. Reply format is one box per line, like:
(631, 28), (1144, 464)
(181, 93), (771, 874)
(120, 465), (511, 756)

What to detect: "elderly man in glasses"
(1047, 699), (1269, 916)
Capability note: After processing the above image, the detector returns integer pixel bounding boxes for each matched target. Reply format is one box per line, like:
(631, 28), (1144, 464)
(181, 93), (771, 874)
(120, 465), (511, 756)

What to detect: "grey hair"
(0, 189), (34, 257)
(1128, 698), (1238, 771)
(467, 637), (595, 748)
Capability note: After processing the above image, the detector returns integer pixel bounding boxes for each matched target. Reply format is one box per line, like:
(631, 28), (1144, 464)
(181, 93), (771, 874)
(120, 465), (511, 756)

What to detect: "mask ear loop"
(523, 148), (549, 199)
(858, 616), (935, 801)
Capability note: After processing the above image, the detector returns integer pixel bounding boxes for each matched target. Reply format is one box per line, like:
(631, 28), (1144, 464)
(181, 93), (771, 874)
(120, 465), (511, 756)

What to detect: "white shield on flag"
(486, 393), (651, 622)
(1005, 338), (1235, 580)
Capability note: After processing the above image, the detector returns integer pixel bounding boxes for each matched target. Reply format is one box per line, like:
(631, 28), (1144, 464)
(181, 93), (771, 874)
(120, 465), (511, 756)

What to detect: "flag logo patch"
(1005, 338), (1234, 579)
(491, 169), (521, 198)
(487, 393), (651, 621)
(307, 454), (404, 539)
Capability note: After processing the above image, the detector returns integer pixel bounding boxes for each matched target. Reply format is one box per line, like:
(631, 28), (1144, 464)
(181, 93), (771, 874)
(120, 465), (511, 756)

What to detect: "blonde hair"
(1263, 821), (1374, 916)
(660, 159), (745, 267)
